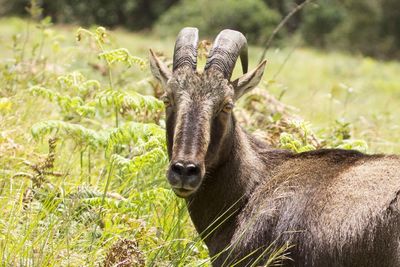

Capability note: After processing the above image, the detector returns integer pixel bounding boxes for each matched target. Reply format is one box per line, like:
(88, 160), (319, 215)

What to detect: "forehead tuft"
(167, 69), (234, 101)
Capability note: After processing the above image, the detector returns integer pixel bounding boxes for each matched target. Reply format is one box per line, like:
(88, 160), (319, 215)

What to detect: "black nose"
(168, 161), (202, 195)
(171, 162), (201, 177)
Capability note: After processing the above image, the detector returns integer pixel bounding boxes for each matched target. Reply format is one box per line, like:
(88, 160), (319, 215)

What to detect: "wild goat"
(149, 27), (400, 266)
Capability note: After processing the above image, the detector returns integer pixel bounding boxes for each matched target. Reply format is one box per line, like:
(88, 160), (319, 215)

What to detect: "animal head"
(150, 27), (266, 198)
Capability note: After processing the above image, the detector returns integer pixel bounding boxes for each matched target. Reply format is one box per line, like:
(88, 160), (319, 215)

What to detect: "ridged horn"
(204, 29), (248, 79)
(173, 27), (199, 71)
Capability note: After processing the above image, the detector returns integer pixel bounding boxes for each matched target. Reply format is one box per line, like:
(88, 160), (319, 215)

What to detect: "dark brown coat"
(150, 27), (400, 266)
(191, 122), (400, 266)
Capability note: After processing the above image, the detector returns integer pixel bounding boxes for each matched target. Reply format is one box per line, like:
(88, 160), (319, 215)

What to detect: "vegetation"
(3, 0), (400, 58)
(154, 0), (281, 43)
(0, 0), (179, 30)
(1, 10), (400, 266)
(300, 0), (400, 58)
(0, 15), (205, 266)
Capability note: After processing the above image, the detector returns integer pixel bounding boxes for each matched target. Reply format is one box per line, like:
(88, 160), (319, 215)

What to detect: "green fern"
(76, 26), (107, 45)
(111, 149), (166, 175)
(31, 120), (109, 149)
(97, 89), (163, 114)
(98, 48), (146, 69)
(29, 86), (96, 116)
(56, 72), (101, 97)
(107, 121), (165, 151)
(279, 132), (315, 153)
(279, 120), (316, 153)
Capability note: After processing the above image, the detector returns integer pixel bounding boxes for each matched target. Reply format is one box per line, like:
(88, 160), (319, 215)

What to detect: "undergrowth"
(0, 3), (391, 266)
(0, 7), (205, 266)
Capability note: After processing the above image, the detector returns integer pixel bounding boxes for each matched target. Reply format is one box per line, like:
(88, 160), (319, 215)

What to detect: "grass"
(112, 24), (400, 153)
(1, 16), (400, 266)
(263, 47), (400, 153)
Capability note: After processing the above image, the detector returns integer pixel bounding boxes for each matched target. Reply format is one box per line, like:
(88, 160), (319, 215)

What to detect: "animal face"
(150, 28), (266, 197)
(163, 70), (235, 197)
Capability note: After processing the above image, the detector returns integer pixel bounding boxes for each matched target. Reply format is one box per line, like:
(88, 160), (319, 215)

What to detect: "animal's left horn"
(173, 27), (199, 72)
(204, 29), (248, 80)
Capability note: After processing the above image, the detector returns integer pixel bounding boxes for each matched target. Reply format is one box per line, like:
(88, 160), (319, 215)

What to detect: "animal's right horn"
(204, 29), (248, 80)
(173, 27), (199, 72)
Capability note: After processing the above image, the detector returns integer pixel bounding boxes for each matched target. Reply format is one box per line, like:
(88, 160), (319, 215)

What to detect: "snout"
(168, 160), (203, 197)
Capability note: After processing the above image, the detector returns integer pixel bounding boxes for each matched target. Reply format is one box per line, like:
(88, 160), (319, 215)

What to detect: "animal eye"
(161, 95), (171, 107)
(222, 102), (234, 113)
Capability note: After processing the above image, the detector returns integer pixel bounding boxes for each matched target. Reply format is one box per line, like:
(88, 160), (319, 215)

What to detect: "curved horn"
(173, 27), (199, 72)
(204, 29), (248, 80)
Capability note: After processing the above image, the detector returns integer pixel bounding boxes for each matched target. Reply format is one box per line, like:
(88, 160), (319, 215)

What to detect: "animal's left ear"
(149, 49), (172, 88)
(232, 60), (267, 100)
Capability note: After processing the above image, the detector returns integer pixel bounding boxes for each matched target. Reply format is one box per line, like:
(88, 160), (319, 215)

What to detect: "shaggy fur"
(150, 47), (400, 267)
(186, 111), (400, 266)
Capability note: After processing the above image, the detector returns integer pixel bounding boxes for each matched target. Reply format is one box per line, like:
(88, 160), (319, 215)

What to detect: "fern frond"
(107, 121), (165, 151)
(97, 89), (163, 114)
(110, 148), (168, 195)
(111, 148), (167, 175)
(76, 26), (107, 45)
(31, 120), (109, 149)
(29, 86), (96, 116)
(98, 48), (146, 69)
(56, 72), (101, 96)
(279, 132), (315, 153)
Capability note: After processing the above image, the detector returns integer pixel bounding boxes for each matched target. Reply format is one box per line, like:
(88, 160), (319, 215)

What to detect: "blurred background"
(1, 0), (400, 59)
(1, 1), (400, 265)
(2, 0), (400, 154)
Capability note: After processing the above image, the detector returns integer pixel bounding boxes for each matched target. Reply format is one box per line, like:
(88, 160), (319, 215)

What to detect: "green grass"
(262, 47), (400, 153)
(1, 16), (400, 266)
(0, 17), (207, 266)
(112, 23), (400, 153)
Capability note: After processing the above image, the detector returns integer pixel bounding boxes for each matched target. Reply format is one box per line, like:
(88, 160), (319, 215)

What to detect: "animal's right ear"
(149, 49), (172, 88)
(232, 60), (266, 100)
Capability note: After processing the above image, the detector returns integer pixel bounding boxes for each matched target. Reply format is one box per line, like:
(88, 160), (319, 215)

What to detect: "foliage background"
(1, 0), (400, 266)
(2, 0), (400, 58)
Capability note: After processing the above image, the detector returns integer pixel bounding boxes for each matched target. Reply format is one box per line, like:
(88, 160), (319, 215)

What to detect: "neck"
(186, 116), (270, 256)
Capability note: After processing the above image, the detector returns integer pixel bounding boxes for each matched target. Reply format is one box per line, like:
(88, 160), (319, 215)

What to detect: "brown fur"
(150, 51), (400, 267)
